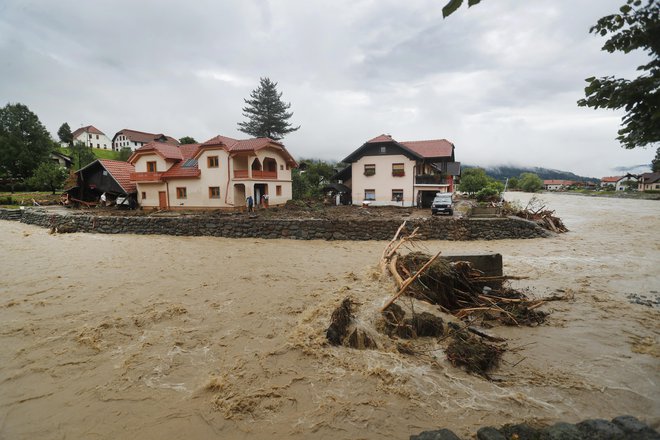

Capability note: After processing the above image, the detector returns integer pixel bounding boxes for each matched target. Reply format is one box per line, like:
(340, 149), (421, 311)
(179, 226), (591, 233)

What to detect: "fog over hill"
(464, 165), (601, 182)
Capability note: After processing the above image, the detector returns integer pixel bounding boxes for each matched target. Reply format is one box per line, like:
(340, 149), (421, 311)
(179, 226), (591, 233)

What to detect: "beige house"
(72, 125), (112, 150)
(338, 134), (460, 207)
(638, 172), (660, 191)
(128, 135), (297, 209)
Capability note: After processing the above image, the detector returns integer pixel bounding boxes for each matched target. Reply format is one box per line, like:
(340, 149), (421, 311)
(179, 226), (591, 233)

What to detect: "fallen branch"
(381, 251), (442, 312)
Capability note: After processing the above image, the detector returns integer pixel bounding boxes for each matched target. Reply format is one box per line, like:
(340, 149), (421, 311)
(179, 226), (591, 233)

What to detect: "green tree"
(237, 77), (300, 140)
(179, 136), (197, 144)
(0, 103), (53, 185)
(458, 167), (491, 194)
(652, 147), (660, 172)
(518, 172), (544, 192)
(507, 176), (519, 190)
(57, 122), (73, 146)
(117, 147), (133, 162)
(27, 162), (67, 194)
(292, 159), (336, 199)
(69, 141), (96, 170)
(442, 0), (482, 18)
(578, 0), (659, 149)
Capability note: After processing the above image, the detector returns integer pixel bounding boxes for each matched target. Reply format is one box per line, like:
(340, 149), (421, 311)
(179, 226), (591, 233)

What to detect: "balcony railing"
(233, 169), (249, 178)
(130, 171), (163, 182)
(253, 170), (277, 179)
(415, 174), (449, 185)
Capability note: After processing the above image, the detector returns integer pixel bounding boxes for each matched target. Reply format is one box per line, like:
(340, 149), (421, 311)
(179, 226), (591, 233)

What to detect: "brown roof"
(544, 180), (574, 185)
(200, 135), (297, 165)
(366, 134), (395, 143)
(114, 129), (179, 146)
(72, 125), (105, 138)
(99, 159), (136, 193)
(400, 139), (453, 158)
(640, 172), (660, 184)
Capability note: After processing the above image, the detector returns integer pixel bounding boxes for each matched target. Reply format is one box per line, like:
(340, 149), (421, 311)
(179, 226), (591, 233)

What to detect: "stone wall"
(0, 208), (552, 240)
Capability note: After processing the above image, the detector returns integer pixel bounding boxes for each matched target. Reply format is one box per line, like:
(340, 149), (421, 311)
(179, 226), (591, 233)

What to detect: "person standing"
(246, 195), (254, 212)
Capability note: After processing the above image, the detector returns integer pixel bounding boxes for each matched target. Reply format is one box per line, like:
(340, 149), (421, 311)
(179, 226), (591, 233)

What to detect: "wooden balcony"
(415, 174), (449, 185)
(130, 171), (163, 182)
(233, 169), (278, 179)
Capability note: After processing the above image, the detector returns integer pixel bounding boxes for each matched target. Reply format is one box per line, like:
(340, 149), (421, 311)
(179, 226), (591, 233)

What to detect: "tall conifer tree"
(237, 77), (300, 140)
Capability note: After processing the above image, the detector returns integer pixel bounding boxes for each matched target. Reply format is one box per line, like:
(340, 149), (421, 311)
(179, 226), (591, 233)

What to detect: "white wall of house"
(137, 182), (167, 208)
(616, 177), (637, 191)
(113, 135), (148, 151)
(74, 132), (112, 150)
(133, 154), (170, 173)
(350, 154), (416, 206)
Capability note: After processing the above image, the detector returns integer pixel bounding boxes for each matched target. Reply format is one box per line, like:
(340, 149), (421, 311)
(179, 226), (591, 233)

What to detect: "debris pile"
(504, 197), (568, 233)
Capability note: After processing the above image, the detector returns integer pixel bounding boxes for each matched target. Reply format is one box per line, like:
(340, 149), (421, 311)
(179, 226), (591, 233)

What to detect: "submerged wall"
(0, 208), (552, 240)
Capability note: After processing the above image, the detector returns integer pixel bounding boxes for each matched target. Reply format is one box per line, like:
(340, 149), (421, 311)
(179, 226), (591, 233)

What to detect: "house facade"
(72, 125), (112, 150)
(339, 134), (460, 207)
(112, 129), (180, 152)
(66, 159), (136, 204)
(128, 135), (297, 209)
(50, 152), (74, 169)
(638, 172), (660, 191)
(543, 180), (574, 191)
(600, 176), (620, 188)
(615, 174), (639, 191)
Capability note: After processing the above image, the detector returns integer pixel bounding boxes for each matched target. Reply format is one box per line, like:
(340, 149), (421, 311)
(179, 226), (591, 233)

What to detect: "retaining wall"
(0, 208), (552, 240)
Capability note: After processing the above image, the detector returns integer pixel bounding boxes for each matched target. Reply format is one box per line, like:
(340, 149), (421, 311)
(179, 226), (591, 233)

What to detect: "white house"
(615, 175), (639, 191)
(112, 129), (180, 152)
(128, 135), (297, 209)
(72, 125), (112, 150)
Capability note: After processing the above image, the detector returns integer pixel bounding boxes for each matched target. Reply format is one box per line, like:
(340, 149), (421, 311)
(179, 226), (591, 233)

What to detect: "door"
(158, 191), (167, 209)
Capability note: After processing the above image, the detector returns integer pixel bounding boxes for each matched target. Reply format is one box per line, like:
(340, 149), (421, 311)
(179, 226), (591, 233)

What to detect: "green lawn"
(58, 146), (120, 160)
(0, 191), (61, 207)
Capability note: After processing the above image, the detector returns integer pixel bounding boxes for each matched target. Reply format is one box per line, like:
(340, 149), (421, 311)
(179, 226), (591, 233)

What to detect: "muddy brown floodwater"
(0, 192), (658, 439)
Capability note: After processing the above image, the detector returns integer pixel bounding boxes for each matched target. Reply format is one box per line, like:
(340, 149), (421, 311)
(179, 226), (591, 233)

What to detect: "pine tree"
(237, 77), (300, 140)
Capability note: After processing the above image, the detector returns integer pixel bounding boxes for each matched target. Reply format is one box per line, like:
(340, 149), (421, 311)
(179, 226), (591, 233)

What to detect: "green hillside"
(58, 146), (120, 161)
(463, 165), (599, 183)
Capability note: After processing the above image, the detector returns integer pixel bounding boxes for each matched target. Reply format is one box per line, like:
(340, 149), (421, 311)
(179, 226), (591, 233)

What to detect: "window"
(141, 192), (146, 200)
(392, 189), (404, 201)
(364, 164), (376, 176)
(286, 164), (290, 170)
(280, 164), (284, 170)
(147, 161), (157, 172)
(97, 143), (100, 148)
(207, 156), (219, 168)
(276, 185), (282, 196)
(96, 135), (99, 139)
(364, 189), (375, 200)
(176, 187), (187, 199)
(380, 146), (387, 154)
(209, 187), (220, 198)
(392, 163), (405, 177)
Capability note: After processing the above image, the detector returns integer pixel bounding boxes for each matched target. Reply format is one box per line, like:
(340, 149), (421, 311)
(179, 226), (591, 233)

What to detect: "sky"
(0, 0), (655, 178)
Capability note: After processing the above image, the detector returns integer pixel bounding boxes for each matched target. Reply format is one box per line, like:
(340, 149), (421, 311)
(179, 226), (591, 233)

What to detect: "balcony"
(234, 169), (278, 179)
(415, 174), (449, 185)
(130, 171), (163, 182)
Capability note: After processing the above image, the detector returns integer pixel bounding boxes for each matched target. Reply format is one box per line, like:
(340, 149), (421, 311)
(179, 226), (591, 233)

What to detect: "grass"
(58, 146), (120, 160)
(0, 192), (61, 207)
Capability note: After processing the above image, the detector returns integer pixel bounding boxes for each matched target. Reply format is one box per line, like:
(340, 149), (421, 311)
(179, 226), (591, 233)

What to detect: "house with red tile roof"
(112, 129), (180, 152)
(337, 134), (460, 207)
(128, 135), (297, 209)
(66, 159), (136, 205)
(71, 125), (112, 150)
(600, 176), (622, 188)
(543, 180), (575, 191)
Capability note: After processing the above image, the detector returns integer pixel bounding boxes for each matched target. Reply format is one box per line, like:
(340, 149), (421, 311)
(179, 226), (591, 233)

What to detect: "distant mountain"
(463, 165), (600, 183)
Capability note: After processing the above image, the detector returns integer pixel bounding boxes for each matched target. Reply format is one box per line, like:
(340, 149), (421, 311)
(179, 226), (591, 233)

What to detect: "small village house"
(600, 176), (620, 188)
(543, 180), (575, 191)
(66, 159), (136, 206)
(112, 129), (180, 152)
(615, 174), (639, 191)
(128, 135), (297, 209)
(50, 151), (74, 169)
(638, 172), (660, 192)
(71, 125), (112, 150)
(338, 134), (460, 207)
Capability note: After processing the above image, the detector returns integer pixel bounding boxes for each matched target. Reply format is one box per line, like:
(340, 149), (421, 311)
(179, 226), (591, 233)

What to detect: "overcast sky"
(0, 0), (655, 177)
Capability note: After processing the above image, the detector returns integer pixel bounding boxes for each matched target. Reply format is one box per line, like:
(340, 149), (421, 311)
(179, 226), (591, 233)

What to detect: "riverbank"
(0, 192), (658, 439)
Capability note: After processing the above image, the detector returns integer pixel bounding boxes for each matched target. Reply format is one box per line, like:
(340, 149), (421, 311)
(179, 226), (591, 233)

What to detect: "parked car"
(431, 192), (453, 215)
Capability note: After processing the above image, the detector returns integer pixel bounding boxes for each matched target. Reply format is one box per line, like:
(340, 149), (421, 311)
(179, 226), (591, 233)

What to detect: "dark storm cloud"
(0, 0), (655, 177)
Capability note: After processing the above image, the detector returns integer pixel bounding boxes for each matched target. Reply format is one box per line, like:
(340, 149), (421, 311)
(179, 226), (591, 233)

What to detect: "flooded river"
(1, 193), (658, 439)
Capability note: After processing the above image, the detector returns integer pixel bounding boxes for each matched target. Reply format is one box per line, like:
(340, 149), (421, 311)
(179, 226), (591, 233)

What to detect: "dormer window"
(147, 161), (157, 172)
(380, 146), (387, 154)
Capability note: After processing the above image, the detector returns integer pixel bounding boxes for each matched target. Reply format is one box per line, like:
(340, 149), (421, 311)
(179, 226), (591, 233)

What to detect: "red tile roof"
(366, 134), (395, 143)
(200, 135), (296, 165)
(161, 161), (201, 179)
(99, 159), (136, 193)
(601, 176), (622, 183)
(72, 125), (105, 137)
(179, 143), (200, 159)
(129, 141), (184, 162)
(400, 139), (453, 158)
(114, 129), (179, 146)
(544, 180), (574, 185)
